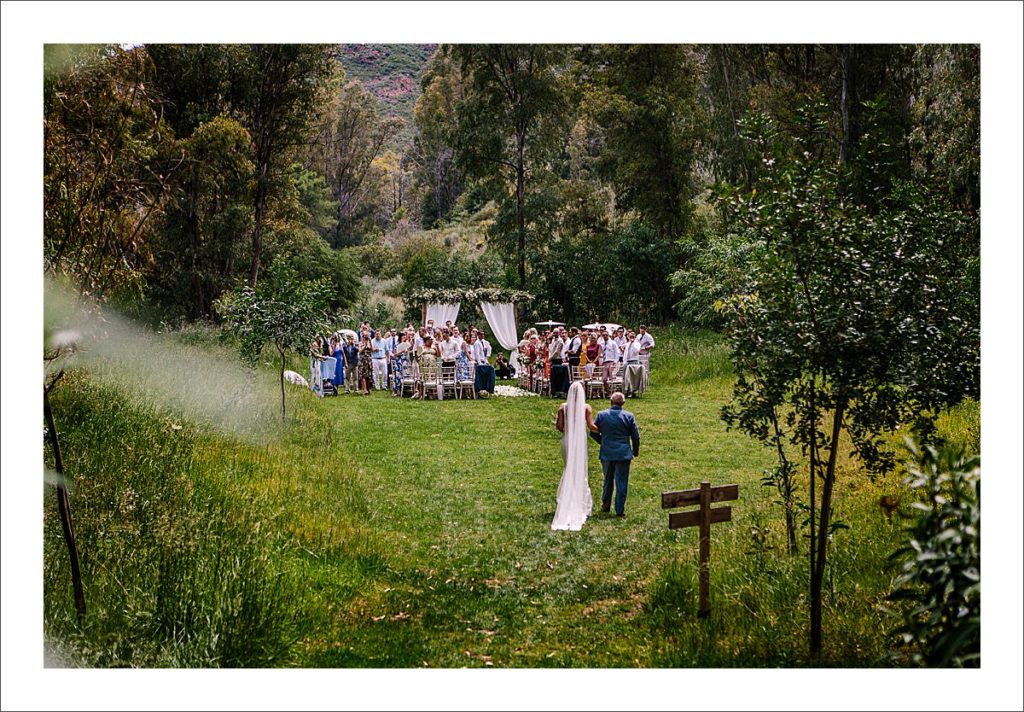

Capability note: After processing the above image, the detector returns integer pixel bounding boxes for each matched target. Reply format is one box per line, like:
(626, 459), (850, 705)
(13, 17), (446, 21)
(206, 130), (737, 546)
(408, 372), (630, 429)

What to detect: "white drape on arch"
(425, 303), (460, 327)
(480, 302), (518, 350)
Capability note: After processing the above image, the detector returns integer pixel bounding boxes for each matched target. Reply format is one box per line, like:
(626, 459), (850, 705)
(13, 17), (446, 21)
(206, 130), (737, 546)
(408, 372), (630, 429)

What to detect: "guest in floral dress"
(391, 332), (409, 396)
(456, 334), (473, 383)
(357, 327), (374, 395)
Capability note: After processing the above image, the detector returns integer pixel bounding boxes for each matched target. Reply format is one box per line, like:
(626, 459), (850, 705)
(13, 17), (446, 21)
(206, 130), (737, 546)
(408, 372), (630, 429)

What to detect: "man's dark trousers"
(601, 459), (631, 515)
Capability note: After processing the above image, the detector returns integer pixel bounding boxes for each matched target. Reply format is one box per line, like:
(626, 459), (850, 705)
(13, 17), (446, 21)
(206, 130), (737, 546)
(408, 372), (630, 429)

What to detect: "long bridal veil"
(551, 381), (593, 531)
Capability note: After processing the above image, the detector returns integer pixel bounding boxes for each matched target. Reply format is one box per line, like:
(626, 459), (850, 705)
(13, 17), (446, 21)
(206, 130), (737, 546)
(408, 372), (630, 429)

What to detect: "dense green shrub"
(887, 439), (980, 667)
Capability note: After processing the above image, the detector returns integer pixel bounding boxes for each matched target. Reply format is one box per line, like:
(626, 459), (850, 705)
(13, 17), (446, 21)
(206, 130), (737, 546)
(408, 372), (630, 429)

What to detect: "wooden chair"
(572, 364), (587, 382)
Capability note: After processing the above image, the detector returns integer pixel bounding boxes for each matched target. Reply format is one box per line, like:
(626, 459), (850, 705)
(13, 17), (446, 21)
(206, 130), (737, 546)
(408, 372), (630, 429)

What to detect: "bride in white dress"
(551, 381), (595, 531)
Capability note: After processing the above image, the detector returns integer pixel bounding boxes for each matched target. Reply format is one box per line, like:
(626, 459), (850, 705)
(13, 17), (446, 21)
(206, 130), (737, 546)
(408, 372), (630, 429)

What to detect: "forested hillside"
(338, 44), (436, 143)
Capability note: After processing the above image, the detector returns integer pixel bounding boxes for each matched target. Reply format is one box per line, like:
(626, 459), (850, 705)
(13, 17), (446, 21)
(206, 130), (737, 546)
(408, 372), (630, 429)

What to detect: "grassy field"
(42, 326), (978, 667)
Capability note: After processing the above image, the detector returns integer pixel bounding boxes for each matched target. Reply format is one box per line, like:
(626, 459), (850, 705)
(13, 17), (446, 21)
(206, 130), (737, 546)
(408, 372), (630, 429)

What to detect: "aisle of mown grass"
(45, 327), (973, 667)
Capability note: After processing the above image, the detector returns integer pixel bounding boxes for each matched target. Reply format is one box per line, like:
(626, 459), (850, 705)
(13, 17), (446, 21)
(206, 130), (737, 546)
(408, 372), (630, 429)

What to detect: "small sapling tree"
(216, 259), (333, 421)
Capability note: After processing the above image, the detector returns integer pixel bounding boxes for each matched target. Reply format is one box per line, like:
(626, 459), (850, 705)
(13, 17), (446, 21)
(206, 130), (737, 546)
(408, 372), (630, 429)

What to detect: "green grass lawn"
(44, 328), (974, 667)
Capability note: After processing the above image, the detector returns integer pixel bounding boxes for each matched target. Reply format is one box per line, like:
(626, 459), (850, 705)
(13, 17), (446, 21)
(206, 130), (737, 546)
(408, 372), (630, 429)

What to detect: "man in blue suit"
(589, 392), (641, 517)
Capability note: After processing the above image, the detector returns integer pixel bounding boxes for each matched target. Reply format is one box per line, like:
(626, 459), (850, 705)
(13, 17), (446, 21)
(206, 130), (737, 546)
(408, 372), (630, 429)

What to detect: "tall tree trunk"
(839, 44), (851, 165)
(44, 386), (86, 624)
(515, 131), (526, 291)
(810, 400), (845, 654)
(808, 378), (818, 651)
(250, 160), (269, 285)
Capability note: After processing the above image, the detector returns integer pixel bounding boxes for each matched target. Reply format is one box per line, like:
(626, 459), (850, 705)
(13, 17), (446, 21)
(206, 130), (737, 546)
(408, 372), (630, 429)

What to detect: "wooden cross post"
(662, 480), (739, 618)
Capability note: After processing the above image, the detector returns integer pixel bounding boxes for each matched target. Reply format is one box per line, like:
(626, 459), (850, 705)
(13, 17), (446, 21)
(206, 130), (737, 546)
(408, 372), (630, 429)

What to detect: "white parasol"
(535, 320), (566, 328)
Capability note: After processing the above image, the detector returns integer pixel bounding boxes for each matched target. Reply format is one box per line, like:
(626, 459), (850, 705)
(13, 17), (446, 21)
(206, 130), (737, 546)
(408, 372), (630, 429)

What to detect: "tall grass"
(44, 377), (299, 667)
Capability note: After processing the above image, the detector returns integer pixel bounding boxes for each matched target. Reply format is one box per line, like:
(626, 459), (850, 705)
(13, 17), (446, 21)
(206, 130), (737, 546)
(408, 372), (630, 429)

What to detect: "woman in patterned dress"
(415, 334), (439, 399)
(357, 327), (374, 395)
(457, 332), (474, 384)
(391, 332), (410, 396)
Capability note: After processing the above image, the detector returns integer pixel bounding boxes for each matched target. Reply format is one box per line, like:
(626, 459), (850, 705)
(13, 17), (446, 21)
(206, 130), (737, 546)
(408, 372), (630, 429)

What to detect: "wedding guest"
(614, 328), (627, 365)
(637, 325), (655, 375)
(526, 333), (541, 390)
(371, 330), (389, 391)
(623, 330), (643, 397)
(342, 334), (359, 394)
(585, 334), (600, 377)
(600, 332), (620, 388)
(565, 327), (583, 372)
(548, 330), (565, 368)
(457, 331), (474, 384)
(473, 330), (495, 394)
(391, 332), (410, 396)
(415, 334), (439, 399)
(358, 327), (374, 395)
(331, 335), (345, 391)
(385, 328), (399, 389)
(494, 353), (513, 379)
(439, 329), (459, 369)
(310, 338), (326, 398)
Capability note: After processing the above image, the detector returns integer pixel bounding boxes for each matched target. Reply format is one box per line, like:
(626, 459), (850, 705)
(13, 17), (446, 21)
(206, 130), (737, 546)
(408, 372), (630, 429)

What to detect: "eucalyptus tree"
(412, 48), (465, 226)
(44, 44), (174, 300)
(451, 44), (571, 291)
(236, 44), (339, 284)
(307, 78), (404, 246)
(584, 43), (706, 242)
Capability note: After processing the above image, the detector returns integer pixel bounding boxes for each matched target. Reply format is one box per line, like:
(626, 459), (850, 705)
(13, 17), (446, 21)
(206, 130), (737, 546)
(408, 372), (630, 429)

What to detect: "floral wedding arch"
(406, 287), (532, 350)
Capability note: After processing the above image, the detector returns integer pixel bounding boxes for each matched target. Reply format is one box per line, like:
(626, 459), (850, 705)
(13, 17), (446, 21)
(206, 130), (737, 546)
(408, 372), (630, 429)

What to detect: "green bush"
(887, 439), (980, 667)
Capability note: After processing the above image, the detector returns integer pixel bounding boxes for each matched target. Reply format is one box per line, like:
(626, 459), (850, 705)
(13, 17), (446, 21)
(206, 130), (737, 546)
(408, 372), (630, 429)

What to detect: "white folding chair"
(457, 366), (477, 400)
(400, 367), (417, 398)
(440, 365), (458, 401)
(420, 363), (439, 400)
(608, 362), (625, 396)
(586, 367), (605, 399)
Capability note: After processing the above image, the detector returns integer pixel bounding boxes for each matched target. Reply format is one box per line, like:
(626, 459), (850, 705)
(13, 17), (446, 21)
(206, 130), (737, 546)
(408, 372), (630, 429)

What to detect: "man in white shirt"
(613, 328), (627, 364)
(451, 326), (466, 355)
(600, 333), (620, 388)
(637, 325), (655, 377)
(370, 333), (389, 390)
(384, 328), (398, 389)
(473, 332), (492, 365)
(439, 331), (460, 365)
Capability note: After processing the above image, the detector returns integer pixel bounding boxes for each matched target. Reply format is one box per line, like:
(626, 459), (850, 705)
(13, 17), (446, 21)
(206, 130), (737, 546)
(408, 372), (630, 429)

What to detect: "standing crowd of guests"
(516, 324), (655, 398)
(308, 320), (656, 401)
(308, 319), (496, 399)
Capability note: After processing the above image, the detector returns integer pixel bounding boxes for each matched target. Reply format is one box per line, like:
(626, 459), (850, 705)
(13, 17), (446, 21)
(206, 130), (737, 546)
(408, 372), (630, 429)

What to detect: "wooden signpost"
(662, 480), (739, 618)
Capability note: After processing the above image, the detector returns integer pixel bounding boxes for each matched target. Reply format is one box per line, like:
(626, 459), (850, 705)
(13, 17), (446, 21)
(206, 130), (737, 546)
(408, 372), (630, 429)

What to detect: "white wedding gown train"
(551, 382), (593, 531)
